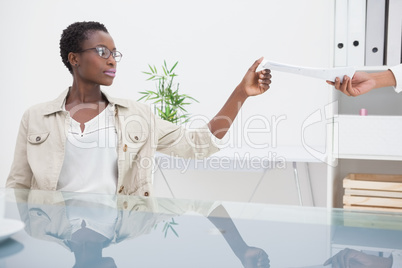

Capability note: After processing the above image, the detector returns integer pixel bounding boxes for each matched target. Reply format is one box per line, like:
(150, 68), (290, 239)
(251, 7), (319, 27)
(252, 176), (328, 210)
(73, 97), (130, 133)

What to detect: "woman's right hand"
(326, 71), (376, 97)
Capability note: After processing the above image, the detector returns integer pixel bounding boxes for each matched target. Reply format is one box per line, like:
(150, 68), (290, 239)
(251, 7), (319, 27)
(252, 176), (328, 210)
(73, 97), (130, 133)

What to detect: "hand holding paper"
(326, 68), (398, 97)
(261, 60), (356, 83)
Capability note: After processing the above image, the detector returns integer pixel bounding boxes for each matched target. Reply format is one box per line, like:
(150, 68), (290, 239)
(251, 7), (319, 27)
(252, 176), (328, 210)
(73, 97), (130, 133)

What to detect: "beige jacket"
(7, 88), (220, 196)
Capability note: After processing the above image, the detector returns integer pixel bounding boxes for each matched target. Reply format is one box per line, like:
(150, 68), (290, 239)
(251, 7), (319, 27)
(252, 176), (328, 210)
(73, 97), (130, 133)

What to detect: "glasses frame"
(77, 46), (123, 62)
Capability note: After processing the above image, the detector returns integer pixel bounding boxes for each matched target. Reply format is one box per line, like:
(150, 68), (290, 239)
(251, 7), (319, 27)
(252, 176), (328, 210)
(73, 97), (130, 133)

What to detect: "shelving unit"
(328, 83), (402, 208)
(327, 0), (402, 209)
(328, 8), (402, 253)
(327, 58), (402, 206)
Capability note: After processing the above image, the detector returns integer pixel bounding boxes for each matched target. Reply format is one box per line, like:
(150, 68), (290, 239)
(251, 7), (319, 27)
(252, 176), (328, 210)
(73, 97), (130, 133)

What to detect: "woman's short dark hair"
(60, 21), (108, 74)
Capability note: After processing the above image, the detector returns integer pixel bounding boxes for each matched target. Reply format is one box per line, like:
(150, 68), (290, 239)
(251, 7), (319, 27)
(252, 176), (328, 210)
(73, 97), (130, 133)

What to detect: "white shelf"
(336, 154), (402, 161)
(329, 113), (402, 208)
(357, 65), (390, 72)
(336, 115), (402, 160)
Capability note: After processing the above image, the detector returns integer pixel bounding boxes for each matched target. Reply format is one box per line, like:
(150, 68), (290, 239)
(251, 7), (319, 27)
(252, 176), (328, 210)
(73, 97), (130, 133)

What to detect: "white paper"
(261, 60), (356, 83)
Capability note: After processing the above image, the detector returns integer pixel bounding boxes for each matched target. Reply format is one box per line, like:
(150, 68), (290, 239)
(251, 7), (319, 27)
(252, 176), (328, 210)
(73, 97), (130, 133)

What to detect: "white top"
(389, 64), (402, 93)
(57, 103), (118, 194)
(63, 192), (118, 240)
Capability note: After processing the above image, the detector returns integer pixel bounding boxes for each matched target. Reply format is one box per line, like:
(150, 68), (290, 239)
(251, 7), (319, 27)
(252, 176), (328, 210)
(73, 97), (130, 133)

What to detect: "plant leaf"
(169, 61), (178, 73)
(170, 225), (179, 237)
(148, 64), (153, 72)
(164, 60), (168, 72)
(137, 95), (148, 101)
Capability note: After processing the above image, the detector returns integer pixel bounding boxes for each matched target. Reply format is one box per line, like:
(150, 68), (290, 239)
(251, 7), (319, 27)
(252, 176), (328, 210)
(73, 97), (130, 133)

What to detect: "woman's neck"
(65, 82), (109, 130)
(67, 82), (105, 105)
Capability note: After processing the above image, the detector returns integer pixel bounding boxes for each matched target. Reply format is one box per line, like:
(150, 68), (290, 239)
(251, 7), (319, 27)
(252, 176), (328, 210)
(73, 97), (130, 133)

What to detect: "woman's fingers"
(338, 76), (351, 96)
(259, 69), (272, 84)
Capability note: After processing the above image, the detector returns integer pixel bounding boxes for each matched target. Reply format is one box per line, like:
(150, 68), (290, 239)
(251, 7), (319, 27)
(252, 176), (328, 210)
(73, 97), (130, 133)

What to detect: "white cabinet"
(327, 1), (402, 208)
(337, 115), (402, 160)
(328, 81), (402, 208)
(328, 78), (402, 208)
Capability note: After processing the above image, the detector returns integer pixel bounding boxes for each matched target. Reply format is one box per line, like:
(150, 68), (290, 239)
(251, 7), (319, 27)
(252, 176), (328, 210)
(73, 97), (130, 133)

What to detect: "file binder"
(334, 0), (348, 67)
(386, 0), (402, 65)
(365, 0), (386, 66)
(347, 0), (366, 67)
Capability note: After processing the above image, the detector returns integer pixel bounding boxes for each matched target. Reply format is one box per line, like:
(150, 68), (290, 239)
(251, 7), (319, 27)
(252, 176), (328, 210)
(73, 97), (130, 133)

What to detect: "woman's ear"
(68, 52), (79, 67)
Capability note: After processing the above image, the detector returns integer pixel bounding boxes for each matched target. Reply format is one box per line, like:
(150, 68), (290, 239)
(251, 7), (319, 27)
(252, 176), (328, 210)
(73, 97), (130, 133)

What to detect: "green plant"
(153, 217), (179, 238)
(138, 60), (199, 124)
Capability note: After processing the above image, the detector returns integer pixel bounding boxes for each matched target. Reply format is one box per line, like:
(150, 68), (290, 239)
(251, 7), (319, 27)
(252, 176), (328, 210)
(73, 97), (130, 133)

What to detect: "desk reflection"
(14, 190), (269, 268)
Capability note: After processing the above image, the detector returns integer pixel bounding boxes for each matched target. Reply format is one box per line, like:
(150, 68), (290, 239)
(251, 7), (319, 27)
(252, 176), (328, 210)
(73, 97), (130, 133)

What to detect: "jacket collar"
(43, 87), (131, 115)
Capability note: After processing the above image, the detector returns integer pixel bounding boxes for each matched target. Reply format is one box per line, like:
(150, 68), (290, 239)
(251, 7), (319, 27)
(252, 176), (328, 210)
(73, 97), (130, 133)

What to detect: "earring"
(75, 63), (78, 67)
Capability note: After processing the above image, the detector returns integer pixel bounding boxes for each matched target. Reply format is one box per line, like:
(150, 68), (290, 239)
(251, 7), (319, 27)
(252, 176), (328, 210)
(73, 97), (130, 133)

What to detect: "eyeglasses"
(77, 46), (123, 62)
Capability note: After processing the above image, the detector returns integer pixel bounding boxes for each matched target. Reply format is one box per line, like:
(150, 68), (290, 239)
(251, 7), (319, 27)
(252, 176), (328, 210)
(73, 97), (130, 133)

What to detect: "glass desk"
(1, 188), (402, 268)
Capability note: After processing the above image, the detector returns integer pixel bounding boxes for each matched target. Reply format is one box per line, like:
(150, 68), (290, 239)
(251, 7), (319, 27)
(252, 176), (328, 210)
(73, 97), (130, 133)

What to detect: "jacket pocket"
(123, 131), (149, 163)
(27, 132), (50, 144)
(128, 131), (148, 143)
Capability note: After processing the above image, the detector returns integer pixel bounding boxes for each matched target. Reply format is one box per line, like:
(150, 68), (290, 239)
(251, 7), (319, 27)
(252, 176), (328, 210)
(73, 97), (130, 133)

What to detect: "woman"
(6, 21), (271, 196)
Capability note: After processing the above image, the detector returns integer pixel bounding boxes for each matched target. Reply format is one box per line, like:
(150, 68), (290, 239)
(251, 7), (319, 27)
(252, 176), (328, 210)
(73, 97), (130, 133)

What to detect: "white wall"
(0, 0), (333, 205)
